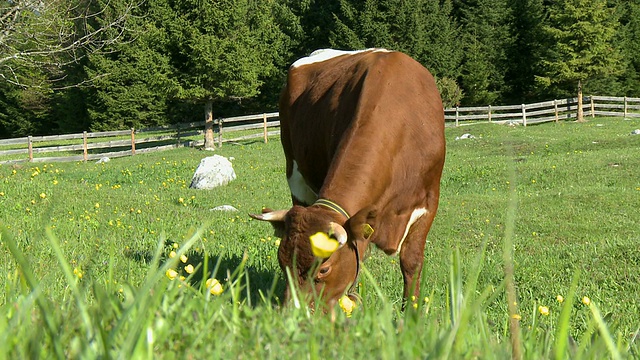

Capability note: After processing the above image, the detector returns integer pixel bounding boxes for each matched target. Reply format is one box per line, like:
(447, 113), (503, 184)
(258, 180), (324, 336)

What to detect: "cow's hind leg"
(398, 210), (437, 308)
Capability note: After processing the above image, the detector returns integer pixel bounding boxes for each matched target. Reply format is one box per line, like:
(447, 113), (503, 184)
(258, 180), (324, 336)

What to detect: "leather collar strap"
(314, 198), (350, 219)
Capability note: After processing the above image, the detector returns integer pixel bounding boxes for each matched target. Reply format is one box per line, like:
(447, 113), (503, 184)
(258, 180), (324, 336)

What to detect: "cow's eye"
(317, 266), (331, 278)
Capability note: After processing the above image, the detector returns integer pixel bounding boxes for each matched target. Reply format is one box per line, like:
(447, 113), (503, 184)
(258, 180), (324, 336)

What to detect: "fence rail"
(0, 112), (280, 164)
(444, 95), (640, 127)
(1, 96), (637, 164)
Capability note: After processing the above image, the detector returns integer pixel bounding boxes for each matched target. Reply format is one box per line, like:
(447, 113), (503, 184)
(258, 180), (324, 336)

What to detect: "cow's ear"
(348, 206), (377, 241)
(250, 208), (288, 239)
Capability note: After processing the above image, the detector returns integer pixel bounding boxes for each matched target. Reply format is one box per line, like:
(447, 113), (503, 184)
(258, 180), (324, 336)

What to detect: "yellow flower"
(582, 296), (591, 305)
(180, 254), (188, 263)
(178, 197), (184, 204)
(339, 295), (356, 317)
(185, 264), (194, 274)
(173, 243), (179, 249)
(538, 306), (550, 316)
(73, 268), (83, 279)
(166, 269), (178, 280)
(206, 278), (223, 295)
(309, 232), (339, 258)
(39, 193), (46, 199)
(53, 180), (58, 185)
(169, 251), (177, 258)
(511, 314), (522, 320)
(556, 295), (564, 303)
(95, 203), (100, 209)
(0, 192), (4, 196)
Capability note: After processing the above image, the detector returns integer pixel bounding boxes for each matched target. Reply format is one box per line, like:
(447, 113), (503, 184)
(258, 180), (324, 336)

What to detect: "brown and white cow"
(251, 48), (445, 309)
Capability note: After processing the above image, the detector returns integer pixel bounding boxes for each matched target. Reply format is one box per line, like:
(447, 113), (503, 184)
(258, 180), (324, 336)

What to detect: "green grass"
(0, 118), (639, 358)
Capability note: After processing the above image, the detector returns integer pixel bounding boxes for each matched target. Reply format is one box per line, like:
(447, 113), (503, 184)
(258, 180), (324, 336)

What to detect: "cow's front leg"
(398, 210), (437, 309)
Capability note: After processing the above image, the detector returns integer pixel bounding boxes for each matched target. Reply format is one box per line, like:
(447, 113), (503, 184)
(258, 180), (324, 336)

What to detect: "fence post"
(28, 136), (33, 162)
(577, 81), (584, 122)
(590, 96), (595, 117)
(217, 119), (223, 148)
(488, 105), (492, 123)
(455, 106), (459, 127)
(263, 113), (268, 143)
(176, 123), (181, 147)
(522, 104), (527, 127)
(83, 131), (88, 161)
(624, 96), (628, 119)
(554, 100), (559, 122)
(131, 128), (136, 155)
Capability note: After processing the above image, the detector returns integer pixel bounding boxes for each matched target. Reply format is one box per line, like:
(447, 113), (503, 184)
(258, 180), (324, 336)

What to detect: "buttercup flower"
(39, 193), (46, 199)
(309, 232), (339, 258)
(206, 278), (223, 295)
(556, 295), (564, 303)
(538, 305), (550, 316)
(180, 254), (188, 263)
(166, 269), (178, 280)
(582, 296), (591, 305)
(185, 264), (194, 274)
(339, 295), (356, 317)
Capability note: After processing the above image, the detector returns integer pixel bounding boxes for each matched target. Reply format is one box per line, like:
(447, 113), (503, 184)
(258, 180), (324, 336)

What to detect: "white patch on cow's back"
(291, 48), (392, 68)
(395, 208), (428, 255)
(287, 160), (318, 205)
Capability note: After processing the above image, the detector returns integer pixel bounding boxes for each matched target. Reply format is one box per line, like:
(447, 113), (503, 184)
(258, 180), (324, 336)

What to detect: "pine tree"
(535, 0), (623, 97)
(505, 0), (546, 102)
(165, 0), (292, 149)
(454, 0), (514, 105)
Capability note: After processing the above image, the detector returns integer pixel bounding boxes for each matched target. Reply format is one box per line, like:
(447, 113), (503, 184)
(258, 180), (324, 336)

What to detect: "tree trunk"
(204, 99), (215, 150)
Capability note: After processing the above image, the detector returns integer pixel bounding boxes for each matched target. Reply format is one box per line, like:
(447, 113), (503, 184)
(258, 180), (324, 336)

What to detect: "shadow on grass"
(124, 246), (286, 308)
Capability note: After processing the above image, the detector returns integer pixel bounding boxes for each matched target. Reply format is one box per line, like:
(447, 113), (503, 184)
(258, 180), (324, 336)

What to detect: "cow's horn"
(329, 222), (348, 246)
(249, 209), (288, 222)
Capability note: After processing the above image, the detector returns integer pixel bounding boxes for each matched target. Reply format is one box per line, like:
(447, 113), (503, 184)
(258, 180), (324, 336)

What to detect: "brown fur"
(253, 49), (445, 308)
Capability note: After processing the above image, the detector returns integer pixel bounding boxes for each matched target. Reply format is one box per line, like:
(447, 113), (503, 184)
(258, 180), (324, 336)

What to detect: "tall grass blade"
(2, 228), (65, 359)
(589, 302), (623, 360)
(554, 270), (580, 360)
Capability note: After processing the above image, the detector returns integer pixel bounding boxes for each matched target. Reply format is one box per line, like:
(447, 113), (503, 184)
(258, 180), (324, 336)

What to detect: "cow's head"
(250, 205), (375, 309)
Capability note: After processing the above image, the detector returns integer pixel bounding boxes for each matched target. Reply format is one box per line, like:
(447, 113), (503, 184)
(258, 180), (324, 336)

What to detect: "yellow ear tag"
(362, 223), (374, 239)
(309, 232), (339, 258)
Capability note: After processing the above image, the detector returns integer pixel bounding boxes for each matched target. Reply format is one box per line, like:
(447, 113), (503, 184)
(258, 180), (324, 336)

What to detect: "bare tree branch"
(0, 0), (136, 87)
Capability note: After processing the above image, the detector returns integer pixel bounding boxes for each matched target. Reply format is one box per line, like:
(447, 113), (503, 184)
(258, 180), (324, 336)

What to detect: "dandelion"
(309, 232), (339, 258)
(166, 269), (178, 280)
(39, 193), (46, 199)
(538, 305), (550, 316)
(339, 295), (356, 317)
(180, 254), (188, 263)
(185, 264), (194, 274)
(206, 278), (223, 295)
(582, 296), (591, 305)
(556, 295), (564, 303)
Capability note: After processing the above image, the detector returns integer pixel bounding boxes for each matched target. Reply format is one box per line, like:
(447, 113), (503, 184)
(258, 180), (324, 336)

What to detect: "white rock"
(96, 157), (110, 164)
(455, 133), (476, 140)
(190, 155), (236, 189)
(210, 205), (238, 212)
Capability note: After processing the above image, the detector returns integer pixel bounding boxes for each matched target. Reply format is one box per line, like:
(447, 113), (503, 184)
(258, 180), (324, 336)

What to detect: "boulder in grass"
(190, 155), (236, 189)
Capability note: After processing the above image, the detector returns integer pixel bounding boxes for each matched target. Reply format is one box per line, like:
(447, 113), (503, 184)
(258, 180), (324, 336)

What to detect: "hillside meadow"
(0, 117), (639, 358)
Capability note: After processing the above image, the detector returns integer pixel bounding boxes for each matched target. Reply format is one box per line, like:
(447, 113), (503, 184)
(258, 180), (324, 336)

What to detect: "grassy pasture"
(0, 117), (639, 358)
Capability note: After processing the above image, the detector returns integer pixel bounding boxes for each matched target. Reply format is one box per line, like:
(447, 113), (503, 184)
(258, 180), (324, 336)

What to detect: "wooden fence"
(444, 95), (640, 127)
(0, 112), (279, 164)
(1, 95), (638, 164)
